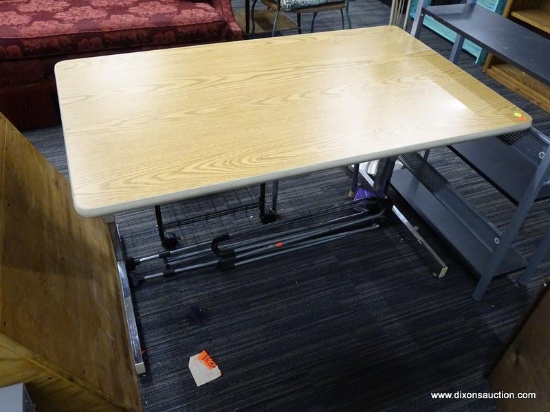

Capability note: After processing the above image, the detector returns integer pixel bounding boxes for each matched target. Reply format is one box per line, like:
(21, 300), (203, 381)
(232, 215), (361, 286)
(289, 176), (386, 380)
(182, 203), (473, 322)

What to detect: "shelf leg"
(473, 137), (550, 300)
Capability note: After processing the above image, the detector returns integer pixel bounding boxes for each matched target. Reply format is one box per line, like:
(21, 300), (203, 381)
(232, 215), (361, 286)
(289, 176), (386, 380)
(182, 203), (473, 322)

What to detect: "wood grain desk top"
(55, 26), (531, 218)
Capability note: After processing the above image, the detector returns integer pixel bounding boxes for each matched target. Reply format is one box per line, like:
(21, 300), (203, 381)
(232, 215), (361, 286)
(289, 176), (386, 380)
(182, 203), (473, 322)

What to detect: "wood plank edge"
(0, 333), (134, 410)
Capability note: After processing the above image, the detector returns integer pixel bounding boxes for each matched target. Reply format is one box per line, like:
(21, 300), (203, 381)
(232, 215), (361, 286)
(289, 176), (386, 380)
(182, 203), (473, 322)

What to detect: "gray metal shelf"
(450, 129), (550, 205)
(410, 0), (550, 298)
(391, 152), (526, 278)
(412, 2), (550, 83)
(391, 127), (550, 300)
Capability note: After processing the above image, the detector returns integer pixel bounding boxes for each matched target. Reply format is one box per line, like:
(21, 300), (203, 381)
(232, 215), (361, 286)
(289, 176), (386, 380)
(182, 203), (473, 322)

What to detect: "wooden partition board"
(488, 281), (550, 410)
(0, 336), (126, 411)
(0, 113), (141, 411)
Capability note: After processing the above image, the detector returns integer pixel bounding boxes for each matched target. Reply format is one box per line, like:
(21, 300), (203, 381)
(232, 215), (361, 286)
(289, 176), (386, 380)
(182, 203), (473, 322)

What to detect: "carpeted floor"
(24, 1), (550, 410)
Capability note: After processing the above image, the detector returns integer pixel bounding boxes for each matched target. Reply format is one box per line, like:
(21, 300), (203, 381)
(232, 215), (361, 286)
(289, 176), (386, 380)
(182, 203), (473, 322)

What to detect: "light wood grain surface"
(0, 114), (141, 410)
(55, 26), (531, 217)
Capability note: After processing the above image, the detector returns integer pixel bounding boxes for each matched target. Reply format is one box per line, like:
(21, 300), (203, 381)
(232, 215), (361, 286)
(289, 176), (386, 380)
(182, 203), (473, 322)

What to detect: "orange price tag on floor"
(198, 350), (217, 369)
(189, 350), (222, 386)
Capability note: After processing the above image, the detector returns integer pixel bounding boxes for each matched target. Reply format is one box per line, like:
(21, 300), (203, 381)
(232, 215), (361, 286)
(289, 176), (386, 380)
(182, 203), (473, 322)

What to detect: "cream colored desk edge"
(67, 126), (529, 219)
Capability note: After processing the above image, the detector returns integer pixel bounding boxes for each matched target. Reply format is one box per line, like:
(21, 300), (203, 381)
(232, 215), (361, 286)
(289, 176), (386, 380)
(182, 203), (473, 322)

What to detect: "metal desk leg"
(259, 181), (279, 223)
(373, 157), (397, 196)
(361, 159), (448, 278)
(106, 217), (146, 375)
(154, 205), (179, 249)
(349, 163), (360, 198)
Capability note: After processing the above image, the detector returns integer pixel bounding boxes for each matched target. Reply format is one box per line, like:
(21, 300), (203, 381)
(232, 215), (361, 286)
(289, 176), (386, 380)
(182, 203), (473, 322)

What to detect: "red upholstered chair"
(0, 0), (243, 130)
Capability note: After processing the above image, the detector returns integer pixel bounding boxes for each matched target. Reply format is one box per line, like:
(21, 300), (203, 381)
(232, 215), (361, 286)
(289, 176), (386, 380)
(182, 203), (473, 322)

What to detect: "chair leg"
(251, 0), (259, 34)
(297, 13), (302, 34)
(345, 2), (352, 28)
(311, 11), (318, 32)
(402, 0), (412, 30)
(340, 9), (344, 29)
(272, 3), (282, 36)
